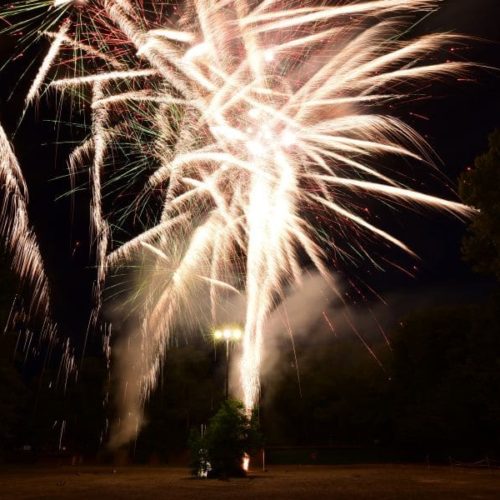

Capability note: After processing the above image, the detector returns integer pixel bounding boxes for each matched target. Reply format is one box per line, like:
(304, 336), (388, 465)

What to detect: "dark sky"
(0, 0), (499, 348)
(382, 0), (500, 293)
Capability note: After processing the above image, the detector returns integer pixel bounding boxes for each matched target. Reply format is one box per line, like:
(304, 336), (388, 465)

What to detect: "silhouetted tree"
(389, 304), (500, 457)
(0, 333), (30, 452)
(190, 399), (261, 477)
(459, 129), (500, 281)
(134, 345), (223, 462)
(263, 338), (391, 448)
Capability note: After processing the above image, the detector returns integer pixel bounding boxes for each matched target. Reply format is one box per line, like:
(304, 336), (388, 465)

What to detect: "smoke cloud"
(107, 260), (480, 448)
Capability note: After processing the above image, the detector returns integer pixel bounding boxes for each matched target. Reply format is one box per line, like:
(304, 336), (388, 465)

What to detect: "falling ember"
(0, 0), (475, 439)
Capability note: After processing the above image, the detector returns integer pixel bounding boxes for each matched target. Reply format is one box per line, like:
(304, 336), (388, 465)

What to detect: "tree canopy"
(459, 129), (500, 280)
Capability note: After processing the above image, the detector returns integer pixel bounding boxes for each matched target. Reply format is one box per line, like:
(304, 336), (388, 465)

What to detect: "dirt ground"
(0, 464), (499, 500)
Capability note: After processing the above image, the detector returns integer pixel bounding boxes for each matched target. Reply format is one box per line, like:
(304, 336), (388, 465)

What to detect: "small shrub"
(189, 399), (262, 478)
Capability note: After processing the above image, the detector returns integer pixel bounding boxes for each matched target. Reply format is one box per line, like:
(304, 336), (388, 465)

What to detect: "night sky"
(0, 0), (499, 350)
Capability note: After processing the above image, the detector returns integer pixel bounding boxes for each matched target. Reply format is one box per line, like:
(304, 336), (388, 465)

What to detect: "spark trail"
(1, 0), (475, 439)
(0, 125), (70, 377)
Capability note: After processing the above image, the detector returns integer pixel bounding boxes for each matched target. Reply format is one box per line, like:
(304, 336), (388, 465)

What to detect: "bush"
(189, 399), (261, 478)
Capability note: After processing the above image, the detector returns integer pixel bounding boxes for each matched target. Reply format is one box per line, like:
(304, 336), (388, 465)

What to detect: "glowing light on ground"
(242, 452), (250, 472)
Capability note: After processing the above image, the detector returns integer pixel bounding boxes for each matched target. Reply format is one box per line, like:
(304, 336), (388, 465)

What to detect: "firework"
(0, 124), (75, 379)
(1, 0), (474, 436)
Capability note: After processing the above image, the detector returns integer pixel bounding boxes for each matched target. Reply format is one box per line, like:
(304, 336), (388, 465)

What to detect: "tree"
(0, 333), (30, 453)
(135, 345), (223, 463)
(0, 258), (31, 454)
(459, 129), (500, 280)
(389, 304), (500, 457)
(262, 338), (391, 448)
(190, 399), (261, 477)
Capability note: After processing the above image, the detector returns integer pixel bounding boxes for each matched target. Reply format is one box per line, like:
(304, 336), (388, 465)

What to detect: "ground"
(0, 465), (499, 499)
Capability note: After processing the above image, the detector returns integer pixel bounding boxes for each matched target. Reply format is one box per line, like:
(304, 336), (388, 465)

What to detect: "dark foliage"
(390, 301), (500, 457)
(133, 345), (223, 463)
(189, 399), (261, 477)
(459, 129), (500, 281)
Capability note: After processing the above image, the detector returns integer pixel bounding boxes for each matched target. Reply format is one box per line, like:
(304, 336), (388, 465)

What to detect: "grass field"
(0, 464), (499, 499)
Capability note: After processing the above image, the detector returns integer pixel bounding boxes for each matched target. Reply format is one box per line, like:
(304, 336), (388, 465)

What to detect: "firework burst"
(1, 0), (475, 440)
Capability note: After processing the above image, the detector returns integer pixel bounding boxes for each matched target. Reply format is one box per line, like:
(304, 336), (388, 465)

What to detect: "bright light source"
(213, 325), (242, 342)
(248, 108), (260, 119)
(242, 452), (250, 471)
(261, 124), (273, 141)
(280, 129), (296, 147)
(264, 49), (274, 62)
(246, 139), (266, 157)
